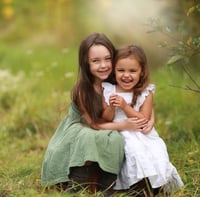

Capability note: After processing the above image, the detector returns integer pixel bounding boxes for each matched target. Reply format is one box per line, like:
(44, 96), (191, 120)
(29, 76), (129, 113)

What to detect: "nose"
(99, 60), (107, 68)
(123, 72), (130, 77)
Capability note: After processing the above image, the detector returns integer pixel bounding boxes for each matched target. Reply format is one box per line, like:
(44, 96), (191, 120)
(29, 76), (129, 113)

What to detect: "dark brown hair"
(71, 33), (116, 122)
(113, 45), (150, 106)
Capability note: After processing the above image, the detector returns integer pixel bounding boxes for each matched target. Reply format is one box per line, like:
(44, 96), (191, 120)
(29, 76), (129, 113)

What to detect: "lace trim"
(135, 84), (155, 110)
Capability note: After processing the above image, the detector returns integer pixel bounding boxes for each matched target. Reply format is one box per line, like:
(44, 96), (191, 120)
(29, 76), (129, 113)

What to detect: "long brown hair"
(71, 33), (116, 122)
(113, 45), (150, 106)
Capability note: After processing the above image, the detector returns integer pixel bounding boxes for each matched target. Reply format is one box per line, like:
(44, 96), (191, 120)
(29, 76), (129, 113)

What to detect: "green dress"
(41, 103), (125, 186)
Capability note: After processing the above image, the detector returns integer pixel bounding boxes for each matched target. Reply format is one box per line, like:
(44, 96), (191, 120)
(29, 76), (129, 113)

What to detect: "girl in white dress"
(102, 45), (184, 196)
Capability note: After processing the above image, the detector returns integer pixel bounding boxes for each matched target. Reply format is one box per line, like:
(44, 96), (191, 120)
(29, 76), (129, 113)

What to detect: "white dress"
(102, 82), (184, 193)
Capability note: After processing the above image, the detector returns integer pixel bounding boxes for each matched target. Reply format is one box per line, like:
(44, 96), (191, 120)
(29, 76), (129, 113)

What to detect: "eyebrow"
(90, 55), (111, 60)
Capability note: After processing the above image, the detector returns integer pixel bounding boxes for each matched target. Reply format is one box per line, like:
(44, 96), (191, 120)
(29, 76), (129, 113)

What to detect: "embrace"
(41, 33), (183, 197)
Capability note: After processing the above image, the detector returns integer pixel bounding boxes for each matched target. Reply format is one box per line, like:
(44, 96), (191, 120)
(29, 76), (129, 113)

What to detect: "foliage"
(0, 0), (85, 46)
(147, 1), (200, 94)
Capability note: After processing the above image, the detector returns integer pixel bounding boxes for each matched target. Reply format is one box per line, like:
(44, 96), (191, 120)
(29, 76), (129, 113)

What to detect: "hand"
(109, 94), (127, 108)
(122, 117), (148, 131)
(141, 118), (154, 134)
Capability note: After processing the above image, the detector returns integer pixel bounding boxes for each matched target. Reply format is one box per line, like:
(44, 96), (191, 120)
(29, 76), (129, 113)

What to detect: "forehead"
(88, 45), (111, 58)
(116, 57), (141, 68)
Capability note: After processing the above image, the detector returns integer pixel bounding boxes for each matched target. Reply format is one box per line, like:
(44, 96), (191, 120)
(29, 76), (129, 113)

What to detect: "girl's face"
(88, 45), (112, 84)
(115, 57), (142, 92)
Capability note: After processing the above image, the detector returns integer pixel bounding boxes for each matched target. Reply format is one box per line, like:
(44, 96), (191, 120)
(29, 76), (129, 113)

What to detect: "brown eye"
(116, 69), (124, 72)
(91, 59), (100, 64)
(130, 69), (136, 73)
(105, 57), (111, 62)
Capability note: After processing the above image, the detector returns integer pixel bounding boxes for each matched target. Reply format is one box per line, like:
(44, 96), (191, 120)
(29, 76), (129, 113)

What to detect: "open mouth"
(121, 78), (133, 84)
(99, 69), (111, 75)
(120, 79), (134, 88)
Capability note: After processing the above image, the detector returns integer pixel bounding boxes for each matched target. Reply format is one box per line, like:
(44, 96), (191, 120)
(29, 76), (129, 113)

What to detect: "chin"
(101, 75), (110, 80)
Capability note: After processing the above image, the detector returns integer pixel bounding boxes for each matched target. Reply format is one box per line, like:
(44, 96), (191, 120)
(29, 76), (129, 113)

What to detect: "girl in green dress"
(41, 33), (152, 195)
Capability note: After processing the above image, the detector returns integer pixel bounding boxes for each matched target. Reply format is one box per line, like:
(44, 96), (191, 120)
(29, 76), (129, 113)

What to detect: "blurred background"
(1, 0), (199, 64)
(0, 0), (200, 196)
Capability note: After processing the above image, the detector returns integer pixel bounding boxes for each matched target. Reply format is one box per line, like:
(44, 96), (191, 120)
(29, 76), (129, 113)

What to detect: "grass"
(0, 42), (200, 197)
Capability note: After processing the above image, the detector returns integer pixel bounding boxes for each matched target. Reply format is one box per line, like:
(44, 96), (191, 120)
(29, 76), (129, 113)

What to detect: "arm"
(96, 117), (148, 132)
(111, 92), (153, 120)
(142, 109), (154, 134)
(83, 104), (150, 133)
(79, 92), (151, 133)
(101, 96), (115, 122)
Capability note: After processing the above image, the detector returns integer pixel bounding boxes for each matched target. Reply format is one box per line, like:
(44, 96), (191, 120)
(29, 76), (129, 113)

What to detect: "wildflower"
(2, 5), (14, 20)
(64, 72), (74, 78)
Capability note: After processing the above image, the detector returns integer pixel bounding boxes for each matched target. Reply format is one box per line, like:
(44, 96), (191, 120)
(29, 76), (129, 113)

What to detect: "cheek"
(108, 62), (112, 69)
(115, 73), (121, 81)
(89, 67), (97, 77)
(89, 66), (93, 74)
(107, 64), (113, 74)
(114, 71), (119, 77)
(90, 64), (97, 72)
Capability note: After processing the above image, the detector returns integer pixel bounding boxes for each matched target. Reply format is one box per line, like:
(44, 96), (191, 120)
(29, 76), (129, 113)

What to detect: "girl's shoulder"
(102, 82), (115, 90)
(144, 83), (156, 94)
(136, 84), (155, 108)
(140, 84), (156, 100)
(102, 82), (116, 104)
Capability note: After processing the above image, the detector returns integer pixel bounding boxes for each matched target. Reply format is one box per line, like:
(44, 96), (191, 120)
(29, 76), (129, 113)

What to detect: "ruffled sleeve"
(134, 83), (155, 111)
(102, 82), (115, 104)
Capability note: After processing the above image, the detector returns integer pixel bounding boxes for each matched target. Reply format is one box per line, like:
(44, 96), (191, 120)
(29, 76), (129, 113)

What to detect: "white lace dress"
(102, 82), (184, 192)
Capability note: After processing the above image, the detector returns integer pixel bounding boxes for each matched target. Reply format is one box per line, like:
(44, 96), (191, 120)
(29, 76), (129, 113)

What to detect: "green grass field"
(0, 42), (199, 197)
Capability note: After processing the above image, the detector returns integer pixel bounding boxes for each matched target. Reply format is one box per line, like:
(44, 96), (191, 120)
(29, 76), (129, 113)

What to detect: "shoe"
(127, 178), (154, 197)
(98, 169), (117, 197)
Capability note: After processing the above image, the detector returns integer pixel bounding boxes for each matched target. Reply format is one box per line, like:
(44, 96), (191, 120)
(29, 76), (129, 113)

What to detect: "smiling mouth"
(99, 69), (110, 74)
(120, 80), (134, 88)
(121, 79), (133, 83)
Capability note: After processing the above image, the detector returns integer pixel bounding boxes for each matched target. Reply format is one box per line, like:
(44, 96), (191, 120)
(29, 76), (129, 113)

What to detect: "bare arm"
(82, 108), (148, 132)
(78, 92), (151, 133)
(101, 97), (115, 122)
(95, 117), (148, 132)
(110, 92), (153, 120)
(142, 109), (154, 134)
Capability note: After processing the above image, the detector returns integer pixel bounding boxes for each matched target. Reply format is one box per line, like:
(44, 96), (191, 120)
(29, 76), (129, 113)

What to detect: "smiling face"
(88, 44), (112, 85)
(115, 56), (142, 92)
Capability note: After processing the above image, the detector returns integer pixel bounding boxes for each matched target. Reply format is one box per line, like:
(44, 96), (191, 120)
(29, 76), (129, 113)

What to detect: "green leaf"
(167, 55), (184, 65)
(187, 6), (195, 16)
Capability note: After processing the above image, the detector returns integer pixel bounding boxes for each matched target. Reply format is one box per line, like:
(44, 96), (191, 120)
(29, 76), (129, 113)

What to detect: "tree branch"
(169, 84), (200, 93)
(183, 66), (200, 89)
